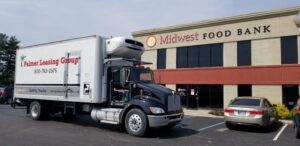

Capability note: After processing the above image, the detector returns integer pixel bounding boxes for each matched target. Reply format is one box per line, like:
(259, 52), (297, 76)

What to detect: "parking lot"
(0, 104), (298, 146)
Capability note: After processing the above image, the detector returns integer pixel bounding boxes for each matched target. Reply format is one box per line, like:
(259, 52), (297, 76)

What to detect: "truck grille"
(167, 94), (182, 114)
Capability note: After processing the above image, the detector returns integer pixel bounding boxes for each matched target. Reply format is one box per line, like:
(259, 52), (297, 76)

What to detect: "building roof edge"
(132, 6), (300, 37)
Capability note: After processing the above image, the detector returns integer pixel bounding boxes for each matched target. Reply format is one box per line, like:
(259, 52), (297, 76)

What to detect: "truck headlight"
(149, 107), (165, 114)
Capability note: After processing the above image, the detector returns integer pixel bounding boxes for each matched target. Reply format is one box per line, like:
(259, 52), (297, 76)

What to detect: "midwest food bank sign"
(146, 25), (271, 48)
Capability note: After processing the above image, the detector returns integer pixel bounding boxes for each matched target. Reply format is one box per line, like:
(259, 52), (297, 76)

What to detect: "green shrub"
(274, 104), (292, 119)
(290, 107), (297, 118)
(209, 110), (224, 116)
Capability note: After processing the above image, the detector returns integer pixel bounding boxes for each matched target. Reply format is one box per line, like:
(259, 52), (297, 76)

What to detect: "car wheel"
(264, 124), (271, 132)
(0, 97), (5, 104)
(125, 108), (147, 137)
(264, 118), (272, 132)
(29, 101), (48, 120)
(225, 121), (234, 130)
(295, 124), (300, 139)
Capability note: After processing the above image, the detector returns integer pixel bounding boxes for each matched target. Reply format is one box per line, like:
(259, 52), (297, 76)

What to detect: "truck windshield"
(129, 68), (153, 83)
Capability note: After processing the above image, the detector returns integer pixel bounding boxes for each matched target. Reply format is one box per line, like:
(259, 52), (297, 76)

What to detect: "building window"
(157, 49), (166, 69)
(188, 46), (199, 67)
(210, 44), (223, 67)
(177, 43), (223, 68)
(238, 85), (252, 97)
(281, 36), (298, 64)
(198, 45), (211, 67)
(177, 47), (188, 68)
(237, 40), (251, 66)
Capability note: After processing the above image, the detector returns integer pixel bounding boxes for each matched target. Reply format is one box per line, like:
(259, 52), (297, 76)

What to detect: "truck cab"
(91, 38), (183, 136)
(93, 60), (183, 136)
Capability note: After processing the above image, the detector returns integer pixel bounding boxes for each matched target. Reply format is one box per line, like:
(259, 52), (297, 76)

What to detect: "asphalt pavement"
(0, 104), (299, 146)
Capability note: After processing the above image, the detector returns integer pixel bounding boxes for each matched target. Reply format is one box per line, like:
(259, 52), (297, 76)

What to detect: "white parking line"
(273, 124), (288, 141)
(197, 122), (225, 132)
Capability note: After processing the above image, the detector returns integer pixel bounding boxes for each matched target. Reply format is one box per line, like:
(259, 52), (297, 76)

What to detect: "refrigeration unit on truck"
(13, 35), (183, 136)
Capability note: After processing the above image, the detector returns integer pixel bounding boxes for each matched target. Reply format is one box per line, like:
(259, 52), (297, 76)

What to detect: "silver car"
(224, 97), (278, 130)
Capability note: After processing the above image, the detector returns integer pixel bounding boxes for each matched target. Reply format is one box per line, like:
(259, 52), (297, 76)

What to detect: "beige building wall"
(133, 14), (300, 51)
(224, 85), (238, 108)
(166, 48), (177, 69)
(252, 85), (282, 104)
(141, 50), (157, 69)
(252, 38), (281, 65)
(298, 36), (300, 64)
(223, 42), (237, 67)
(166, 84), (176, 90)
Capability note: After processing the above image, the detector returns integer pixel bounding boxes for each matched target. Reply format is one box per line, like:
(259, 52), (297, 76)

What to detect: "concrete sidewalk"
(183, 108), (223, 118)
(183, 108), (293, 124)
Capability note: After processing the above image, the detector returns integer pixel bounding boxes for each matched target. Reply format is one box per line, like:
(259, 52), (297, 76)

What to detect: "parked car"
(0, 86), (13, 104)
(293, 98), (300, 138)
(224, 97), (278, 131)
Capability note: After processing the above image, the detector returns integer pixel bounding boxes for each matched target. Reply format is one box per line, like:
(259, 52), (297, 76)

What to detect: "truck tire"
(30, 101), (48, 120)
(125, 108), (147, 137)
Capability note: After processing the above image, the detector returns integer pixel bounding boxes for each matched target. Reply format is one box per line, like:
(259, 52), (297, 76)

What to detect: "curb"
(280, 120), (293, 124)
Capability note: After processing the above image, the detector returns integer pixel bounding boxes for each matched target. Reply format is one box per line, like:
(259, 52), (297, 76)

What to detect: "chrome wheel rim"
(128, 114), (142, 132)
(31, 104), (39, 117)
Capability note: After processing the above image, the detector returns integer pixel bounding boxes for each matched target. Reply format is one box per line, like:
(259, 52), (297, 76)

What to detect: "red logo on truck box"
(21, 55), (79, 67)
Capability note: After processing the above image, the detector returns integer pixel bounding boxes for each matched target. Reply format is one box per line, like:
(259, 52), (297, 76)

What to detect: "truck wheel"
(125, 108), (147, 137)
(30, 101), (48, 120)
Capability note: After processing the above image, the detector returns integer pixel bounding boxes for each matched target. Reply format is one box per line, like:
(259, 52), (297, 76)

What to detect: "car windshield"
(231, 98), (261, 106)
(129, 67), (153, 83)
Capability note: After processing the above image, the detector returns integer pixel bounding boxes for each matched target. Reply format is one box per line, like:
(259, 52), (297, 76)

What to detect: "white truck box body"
(14, 36), (107, 103)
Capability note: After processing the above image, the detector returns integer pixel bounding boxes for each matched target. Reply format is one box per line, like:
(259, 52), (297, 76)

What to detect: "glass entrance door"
(282, 85), (299, 109)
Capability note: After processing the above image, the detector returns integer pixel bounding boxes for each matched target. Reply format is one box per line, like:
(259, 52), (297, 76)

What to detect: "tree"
(0, 33), (20, 86)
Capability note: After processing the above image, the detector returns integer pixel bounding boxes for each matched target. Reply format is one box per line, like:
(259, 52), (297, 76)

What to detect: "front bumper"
(147, 113), (184, 128)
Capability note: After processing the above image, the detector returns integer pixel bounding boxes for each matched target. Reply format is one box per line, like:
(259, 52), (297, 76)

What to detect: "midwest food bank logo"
(20, 54), (79, 67)
(146, 36), (157, 48)
(147, 25), (271, 47)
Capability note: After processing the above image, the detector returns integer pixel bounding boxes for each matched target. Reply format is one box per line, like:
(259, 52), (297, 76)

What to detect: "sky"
(1, 0), (300, 46)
